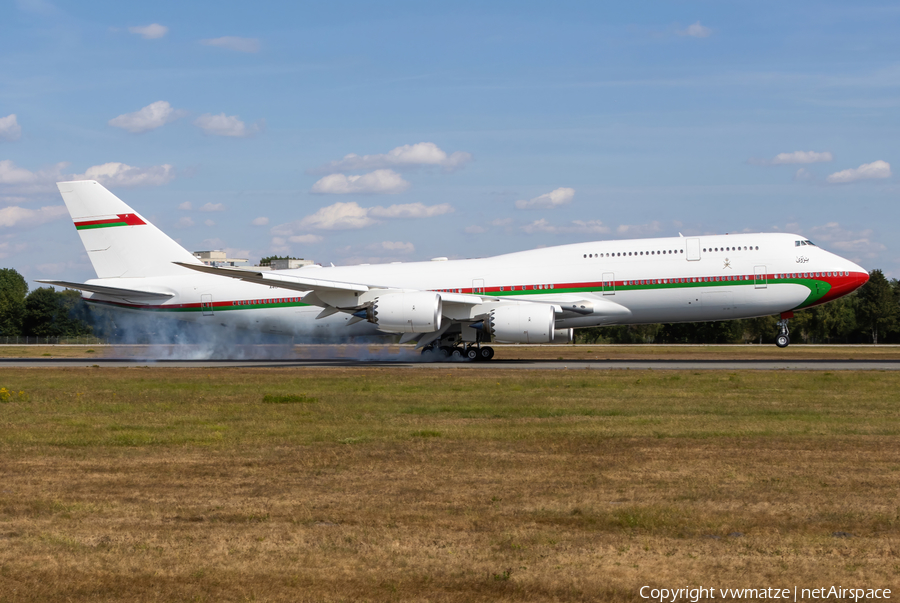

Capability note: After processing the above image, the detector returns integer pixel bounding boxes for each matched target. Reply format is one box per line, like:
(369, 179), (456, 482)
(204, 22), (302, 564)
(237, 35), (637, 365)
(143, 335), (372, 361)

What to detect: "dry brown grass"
(0, 368), (898, 602)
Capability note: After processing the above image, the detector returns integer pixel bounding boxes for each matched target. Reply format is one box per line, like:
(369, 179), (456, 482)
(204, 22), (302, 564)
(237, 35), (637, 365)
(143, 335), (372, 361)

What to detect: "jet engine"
(363, 292), (443, 333)
(553, 328), (574, 343)
(488, 304), (556, 343)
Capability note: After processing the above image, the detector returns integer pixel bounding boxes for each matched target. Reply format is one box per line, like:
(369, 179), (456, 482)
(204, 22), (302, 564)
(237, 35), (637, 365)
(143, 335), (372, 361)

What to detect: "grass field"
(1, 367), (898, 601)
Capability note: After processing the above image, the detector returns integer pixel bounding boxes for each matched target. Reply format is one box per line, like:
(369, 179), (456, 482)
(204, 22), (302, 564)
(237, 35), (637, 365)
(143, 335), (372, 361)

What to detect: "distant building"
(192, 250), (249, 268)
(266, 258), (314, 270)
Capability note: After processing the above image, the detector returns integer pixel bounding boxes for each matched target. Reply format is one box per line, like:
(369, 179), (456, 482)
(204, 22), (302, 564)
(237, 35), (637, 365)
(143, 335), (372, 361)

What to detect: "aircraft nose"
(850, 263), (869, 291)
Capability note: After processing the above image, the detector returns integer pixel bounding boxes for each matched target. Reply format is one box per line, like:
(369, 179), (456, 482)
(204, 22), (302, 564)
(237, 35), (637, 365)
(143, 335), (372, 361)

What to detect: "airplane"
(38, 180), (870, 359)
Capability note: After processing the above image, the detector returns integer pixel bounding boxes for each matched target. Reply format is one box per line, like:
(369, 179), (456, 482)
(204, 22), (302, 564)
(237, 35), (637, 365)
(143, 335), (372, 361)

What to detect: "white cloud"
(199, 202), (224, 212)
(35, 262), (71, 275)
(515, 187), (575, 210)
(678, 21), (712, 38)
(826, 160), (892, 184)
(200, 37), (260, 53)
(128, 24), (168, 39)
(109, 101), (185, 134)
(252, 216), (269, 226)
(174, 216), (195, 229)
(465, 225), (486, 234)
(0, 160), (174, 194)
(0, 159), (57, 185)
(297, 202), (376, 230)
(0, 114), (22, 142)
(311, 169), (410, 195)
(772, 151), (833, 164)
(370, 241), (415, 253)
(273, 200), (453, 234)
(314, 142), (472, 174)
(750, 150), (834, 166)
(194, 113), (261, 137)
(270, 238), (290, 254)
(491, 218), (513, 227)
(288, 234), (323, 244)
(71, 162), (175, 187)
(178, 201), (192, 210)
(522, 219), (610, 235)
(369, 202), (452, 218)
(806, 222), (885, 259)
(0, 160), (69, 197)
(616, 221), (663, 237)
(204, 219), (215, 227)
(200, 238), (225, 249)
(794, 168), (813, 181)
(0, 205), (67, 228)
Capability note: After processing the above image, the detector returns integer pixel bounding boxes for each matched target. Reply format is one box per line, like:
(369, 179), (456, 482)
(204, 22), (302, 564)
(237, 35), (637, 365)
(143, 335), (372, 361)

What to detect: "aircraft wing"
(173, 262), (501, 304)
(173, 262), (370, 294)
(35, 279), (175, 300)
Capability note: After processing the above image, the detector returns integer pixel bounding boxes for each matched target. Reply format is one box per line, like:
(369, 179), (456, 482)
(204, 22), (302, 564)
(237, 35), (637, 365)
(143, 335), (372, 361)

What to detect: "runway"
(3, 358), (900, 370)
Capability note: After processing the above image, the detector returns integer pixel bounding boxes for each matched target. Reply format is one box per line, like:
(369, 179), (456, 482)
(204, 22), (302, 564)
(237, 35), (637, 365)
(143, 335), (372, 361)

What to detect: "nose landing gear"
(775, 312), (793, 348)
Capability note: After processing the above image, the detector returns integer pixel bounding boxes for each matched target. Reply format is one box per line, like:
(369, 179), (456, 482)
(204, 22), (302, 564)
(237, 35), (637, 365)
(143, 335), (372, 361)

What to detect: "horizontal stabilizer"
(35, 280), (175, 300)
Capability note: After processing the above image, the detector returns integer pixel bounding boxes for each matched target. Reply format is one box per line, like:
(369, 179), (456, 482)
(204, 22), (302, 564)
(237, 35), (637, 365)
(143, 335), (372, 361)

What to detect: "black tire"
(437, 346), (453, 359)
(480, 346), (495, 360)
(451, 347), (465, 360)
(775, 334), (790, 348)
(466, 347), (479, 361)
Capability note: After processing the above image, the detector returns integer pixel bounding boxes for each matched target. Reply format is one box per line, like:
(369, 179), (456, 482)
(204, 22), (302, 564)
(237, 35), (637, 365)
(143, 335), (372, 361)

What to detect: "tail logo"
(74, 213), (146, 230)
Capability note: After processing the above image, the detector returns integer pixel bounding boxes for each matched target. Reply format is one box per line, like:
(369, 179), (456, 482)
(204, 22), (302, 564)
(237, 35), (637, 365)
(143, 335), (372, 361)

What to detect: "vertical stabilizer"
(57, 180), (201, 279)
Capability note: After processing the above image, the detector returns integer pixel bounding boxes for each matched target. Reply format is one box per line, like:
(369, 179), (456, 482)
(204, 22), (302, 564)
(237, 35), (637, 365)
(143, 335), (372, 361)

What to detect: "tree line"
(2, 267), (900, 344)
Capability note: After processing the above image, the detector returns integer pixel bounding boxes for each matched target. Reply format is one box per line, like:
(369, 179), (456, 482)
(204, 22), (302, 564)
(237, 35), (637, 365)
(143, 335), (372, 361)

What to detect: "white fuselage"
(82, 232), (868, 340)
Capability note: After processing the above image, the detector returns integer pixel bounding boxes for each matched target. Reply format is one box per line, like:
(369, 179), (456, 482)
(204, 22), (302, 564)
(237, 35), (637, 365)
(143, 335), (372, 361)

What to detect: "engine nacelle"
(489, 304), (556, 343)
(368, 292), (442, 333)
(553, 328), (574, 343)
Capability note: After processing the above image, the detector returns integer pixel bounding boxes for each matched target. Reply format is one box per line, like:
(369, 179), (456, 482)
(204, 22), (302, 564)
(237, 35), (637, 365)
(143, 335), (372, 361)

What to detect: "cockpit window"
(795, 240), (816, 247)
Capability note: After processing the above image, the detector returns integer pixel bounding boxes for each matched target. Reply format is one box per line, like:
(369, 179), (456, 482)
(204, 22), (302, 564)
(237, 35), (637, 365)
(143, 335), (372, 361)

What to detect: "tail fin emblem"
(74, 213), (146, 230)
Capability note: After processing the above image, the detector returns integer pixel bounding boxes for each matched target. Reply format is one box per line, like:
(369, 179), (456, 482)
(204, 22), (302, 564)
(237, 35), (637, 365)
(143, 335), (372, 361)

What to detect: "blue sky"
(2, 0), (899, 284)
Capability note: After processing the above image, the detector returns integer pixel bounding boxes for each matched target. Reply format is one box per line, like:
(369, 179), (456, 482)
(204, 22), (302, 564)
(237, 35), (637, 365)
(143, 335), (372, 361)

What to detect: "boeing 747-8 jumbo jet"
(40, 180), (869, 359)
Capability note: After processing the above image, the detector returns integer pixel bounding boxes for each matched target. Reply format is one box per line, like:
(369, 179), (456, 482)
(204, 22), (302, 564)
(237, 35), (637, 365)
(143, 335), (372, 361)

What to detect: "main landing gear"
(421, 343), (495, 362)
(775, 312), (792, 348)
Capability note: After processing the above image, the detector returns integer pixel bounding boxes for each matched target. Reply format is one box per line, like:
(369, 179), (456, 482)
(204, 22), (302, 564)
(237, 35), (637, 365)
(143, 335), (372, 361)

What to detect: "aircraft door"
(472, 278), (485, 294)
(201, 294), (214, 316)
(602, 272), (615, 295)
(754, 266), (767, 289)
(686, 238), (701, 261)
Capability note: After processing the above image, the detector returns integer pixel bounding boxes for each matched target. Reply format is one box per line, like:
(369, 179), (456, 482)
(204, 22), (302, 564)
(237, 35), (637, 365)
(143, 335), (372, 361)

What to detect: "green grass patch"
(262, 394), (317, 404)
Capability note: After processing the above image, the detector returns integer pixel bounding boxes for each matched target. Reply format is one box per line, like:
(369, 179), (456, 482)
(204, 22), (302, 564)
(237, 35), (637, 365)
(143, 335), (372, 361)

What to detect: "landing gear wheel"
(437, 346), (453, 359)
(775, 317), (791, 348)
(466, 347), (479, 361)
(450, 347), (465, 360)
(479, 346), (495, 361)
